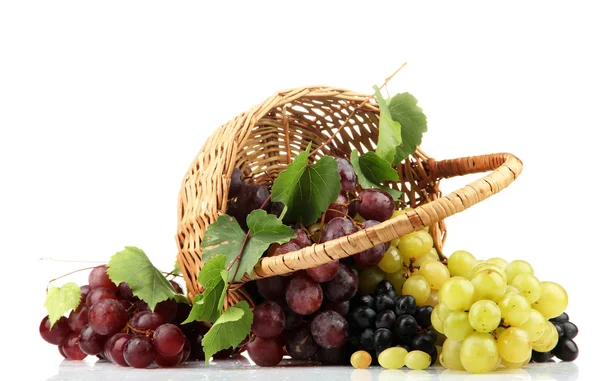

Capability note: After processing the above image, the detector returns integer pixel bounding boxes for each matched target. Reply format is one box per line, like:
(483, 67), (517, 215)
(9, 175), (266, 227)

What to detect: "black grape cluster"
(346, 280), (437, 365)
(531, 312), (579, 363)
(39, 265), (213, 368)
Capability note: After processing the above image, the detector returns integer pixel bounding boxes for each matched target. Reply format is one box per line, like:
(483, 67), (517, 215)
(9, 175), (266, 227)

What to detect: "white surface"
(1, 1), (598, 380)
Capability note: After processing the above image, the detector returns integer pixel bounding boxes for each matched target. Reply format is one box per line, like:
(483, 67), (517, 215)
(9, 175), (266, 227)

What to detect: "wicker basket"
(175, 86), (523, 307)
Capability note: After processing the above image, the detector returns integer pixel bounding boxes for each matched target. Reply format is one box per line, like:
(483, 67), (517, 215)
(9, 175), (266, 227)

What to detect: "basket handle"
(249, 152), (522, 280)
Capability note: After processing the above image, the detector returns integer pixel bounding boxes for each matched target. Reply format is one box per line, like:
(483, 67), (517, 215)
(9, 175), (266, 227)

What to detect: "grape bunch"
(425, 251), (573, 373)
(346, 280), (438, 370)
(532, 312), (579, 363)
(39, 264), (215, 368)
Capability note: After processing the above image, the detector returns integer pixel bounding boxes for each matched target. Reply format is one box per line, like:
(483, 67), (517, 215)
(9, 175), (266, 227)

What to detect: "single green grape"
(512, 273), (542, 304)
(469, 263), (506, 281)
(398, 230), (433, 260)
(431, 308), (445, 334)
(358, 266), (386, 294)
(378, 246), (403, 273)
(377, 347), (407, 369)
(459, 332), (499, 374)
(447, 250), (476, 278)
(471, 270), (506, 302)
(439, 276), (475, 311)
(404, 350), (431, 370)
(425, 289), (438, 307)
(413, 248), (439, 267)
(517, 309), (546, 342)
(440, 338), (464, 370)
(498, 293), (531, 326)
(468, 300), (501, 333)
(532, 320), (559, 352)
(486, 257), (508, 269)
(505, 260), (534, 284)
(443, 311), (473, 341)
(419, 261), (450, 290)
(385, 269), (407, 294)
(402, 275), (431, 306)
(532, 281), (568, 319)
(497, 327), (532, 363)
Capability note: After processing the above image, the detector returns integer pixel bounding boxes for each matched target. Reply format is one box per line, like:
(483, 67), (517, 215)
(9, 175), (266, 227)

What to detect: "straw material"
(175, 86), (522, 306)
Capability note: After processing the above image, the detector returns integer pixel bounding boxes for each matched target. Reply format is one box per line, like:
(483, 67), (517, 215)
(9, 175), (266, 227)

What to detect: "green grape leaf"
(373, 86), (403, 165)
(271, 142), (342, 225)
(202, 301), (253, 364)
(182, 255), (228, 324)
(350, 150), (402, 200)
(172, 260), (182, 276)
(388, 92), (428, 164)
(201, 210), (295, 282)
(107, 246), (178, 311)
(44, 282), (81, 328)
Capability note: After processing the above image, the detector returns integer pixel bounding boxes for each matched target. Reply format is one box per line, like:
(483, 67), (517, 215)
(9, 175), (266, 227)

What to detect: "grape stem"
(45, 266), (99, 292)
(227, 194), (273, 281)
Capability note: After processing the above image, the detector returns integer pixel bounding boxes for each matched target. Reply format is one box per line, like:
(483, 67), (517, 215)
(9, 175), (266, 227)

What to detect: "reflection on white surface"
(44, 358), (582, 381)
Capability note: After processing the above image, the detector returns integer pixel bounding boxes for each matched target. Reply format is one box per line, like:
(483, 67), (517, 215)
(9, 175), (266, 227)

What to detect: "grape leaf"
(373, 86), (403, 165)
(388, 92), (428, 164)
(172, 260), (181, 276)
(44, 282), (81, 328)
(350, 150), (402, 200)
(271, 142), (342, 225)
(182, 255), (228, 324)
(201, 210), (295, 282)
(107, 246), (180, 311)
(202, 301), (253, 364)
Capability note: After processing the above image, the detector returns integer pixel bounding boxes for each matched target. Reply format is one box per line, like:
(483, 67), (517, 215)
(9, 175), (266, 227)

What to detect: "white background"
(1, 1), (598, 379)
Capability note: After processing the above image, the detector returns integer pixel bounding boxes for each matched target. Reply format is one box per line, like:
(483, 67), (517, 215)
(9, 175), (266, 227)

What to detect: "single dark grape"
(349, 306), (377, 329)
(317, 346), (348, 365)
(155, 350), (183, 367)
(550, 312), (569, 323)
(229, 167), (245, 198)
(248, 337), (284, 367)
(231, 183), (271, 229)
(282, 303), (304, 330)
(415, 306), (433, 328)
(174, 302), (192, 326)
(252, 301), (285, 339)
(394, 295), (417, 317)
(131, 311), (165, 332)
(552, 339), (579, 362)
(106, 333), (132, 366)
(124, 336), (155, 368)
(354, 221), (386, 266)
(335, 157), (357, 192)
(268, 241), (301, 257)
(89, 298), (128, 336)
(324, 193), (349, 222)
(428, 345), (438, 365)
(89, 265), (118, 292)
(321, 217), (357, 242)
(348, 197), (359, 218)
(188, 330), (206, 361)
(80, 285), (91, 304)
(375, 280), (394, 295)
(169, 280), (184, 295)
(78, 324), (108, 356)
(397, 343), (412, 352)
(153, 324), (185, 357)
(86, 287), (118, 307)
(40, 315), (71, 345)
(323, 264), (358, 302)
(426, 328), (438, 342)
(256, 275), (287, 300)
(322, 299), (350, 316)
(395, 314), (418, 339)
(286, 324), (319, 360)
(351, 294), (375, 309)
(373, 328), (394, 353)
(307, 260), (340, 283)
(374, 294), (395, 312)
(555, 323), (564, 337)
(291, 228), (312, 248)
(60, 332), (87, 360)
(412, 333), (436, 354)
(154, 299), (178, 324)
(67, 305), (89, 334)
(360, 328), (375, 351)
(357, 189), (394, 222)
(375, 310), (396, 330)
(310, 311), (349, 349)
(558, 322), (578, 339)
(117, 282), (134, 301)
(531, 350), (554, 363)
(285, 272), (323, 315)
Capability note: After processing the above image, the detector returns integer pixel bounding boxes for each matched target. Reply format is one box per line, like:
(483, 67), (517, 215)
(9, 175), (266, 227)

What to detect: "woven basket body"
(176, 86), (522, 306)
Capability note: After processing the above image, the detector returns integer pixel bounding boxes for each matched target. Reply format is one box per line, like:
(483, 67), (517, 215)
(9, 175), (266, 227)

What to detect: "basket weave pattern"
(175, 86), (522, 306)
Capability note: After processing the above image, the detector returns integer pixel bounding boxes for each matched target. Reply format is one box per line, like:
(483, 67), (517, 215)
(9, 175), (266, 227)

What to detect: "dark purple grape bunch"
(531, 312), (579, 363)
(39, 265), (197, 368)
(347, 280), (437, 364)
